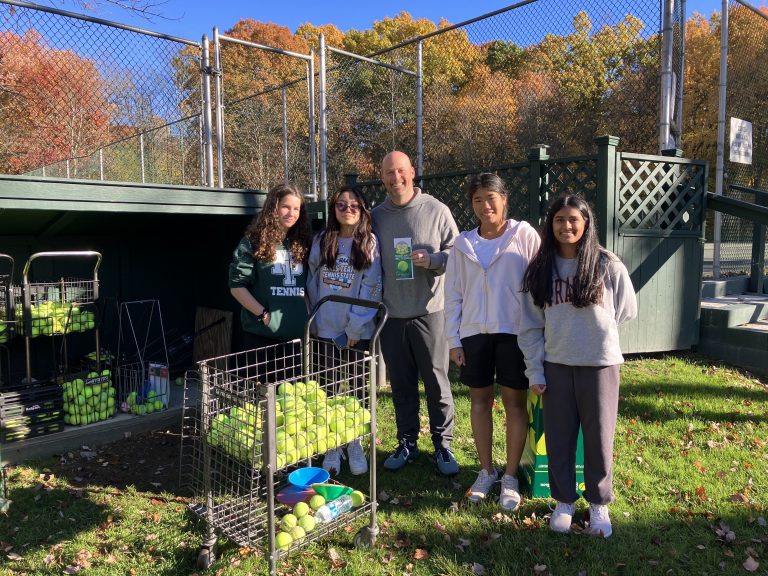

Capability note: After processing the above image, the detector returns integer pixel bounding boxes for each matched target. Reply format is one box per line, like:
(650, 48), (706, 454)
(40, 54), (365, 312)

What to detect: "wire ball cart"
(182, 295), (387, 573)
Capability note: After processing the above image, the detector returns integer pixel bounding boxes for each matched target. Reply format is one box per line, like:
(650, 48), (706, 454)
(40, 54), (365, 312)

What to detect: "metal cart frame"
(183, 295), (387, 574)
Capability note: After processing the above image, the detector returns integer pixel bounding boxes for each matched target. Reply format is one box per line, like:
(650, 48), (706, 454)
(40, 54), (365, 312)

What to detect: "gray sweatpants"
(379, 311), (455, 449)
(543, 362), (620, 505)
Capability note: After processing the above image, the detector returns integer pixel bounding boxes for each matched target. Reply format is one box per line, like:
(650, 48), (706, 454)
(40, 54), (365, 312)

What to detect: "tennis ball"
(309, 494), (326, 511)
(293, 501), (310, 518)
(289, 525), (306, 540)
(397, 260), (409, 272)
(297, 514), (315, 533)
(281, 513), (298, 530)
(351, 490), (365, 507)
(275, 531), (292, 550)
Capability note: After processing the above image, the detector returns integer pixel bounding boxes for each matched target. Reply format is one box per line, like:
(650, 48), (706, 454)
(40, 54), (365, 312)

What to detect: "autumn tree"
(0, 30), (110, 174)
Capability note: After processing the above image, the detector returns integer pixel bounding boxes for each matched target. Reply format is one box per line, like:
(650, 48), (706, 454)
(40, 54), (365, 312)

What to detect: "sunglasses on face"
(335, 201), (361, 213)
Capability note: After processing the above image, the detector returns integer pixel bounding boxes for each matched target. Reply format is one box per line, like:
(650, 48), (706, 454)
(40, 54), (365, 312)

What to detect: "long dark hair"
(246, 183), (311, 263)
(320, 186), (375, 270)
(522, 194), (608, 308)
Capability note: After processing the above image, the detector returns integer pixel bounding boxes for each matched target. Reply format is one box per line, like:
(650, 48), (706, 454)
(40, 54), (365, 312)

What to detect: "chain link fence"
(719, 0), (768, 276)
(215, 39), (313, 193)
(0, 0), (202, 185)
(326, 0), (664, 186)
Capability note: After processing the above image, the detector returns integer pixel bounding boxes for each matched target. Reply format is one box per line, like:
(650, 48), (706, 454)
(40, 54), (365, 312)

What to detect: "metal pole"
(676, 0), (687, 147)
(213, 26), (225, 188)
(319, 33), (328, 201)
(714, 0), (729, 278)
(282, 87), (289, 183)
(201, 35), (215, 187)
(139, 133), (146, 183)
(99, 149), (104, 180)
(659, 0), (675, 152)
(308, 55), (318, 199)
(416, 40), (424, 177)
(66, 159), (70, 179)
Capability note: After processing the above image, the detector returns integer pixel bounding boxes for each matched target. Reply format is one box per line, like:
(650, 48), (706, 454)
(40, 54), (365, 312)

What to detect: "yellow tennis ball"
(350, 490), (365, 507)
(293, 501), (310, 518)
(309, 494), (326, 510)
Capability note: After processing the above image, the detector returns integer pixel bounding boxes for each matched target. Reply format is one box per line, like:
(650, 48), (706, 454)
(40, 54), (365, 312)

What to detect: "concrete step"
(699, 295), (768, 378)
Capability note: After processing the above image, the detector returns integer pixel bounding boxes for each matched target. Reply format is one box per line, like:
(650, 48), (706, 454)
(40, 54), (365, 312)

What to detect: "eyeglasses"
(335, 201), (361, 213)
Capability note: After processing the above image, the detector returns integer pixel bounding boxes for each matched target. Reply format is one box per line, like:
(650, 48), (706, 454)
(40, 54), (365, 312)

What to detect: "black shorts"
(459, 333), (529, 390)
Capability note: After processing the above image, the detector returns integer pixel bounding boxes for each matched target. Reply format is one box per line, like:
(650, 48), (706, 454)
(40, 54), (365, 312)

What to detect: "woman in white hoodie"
(445, 173), (540, 511)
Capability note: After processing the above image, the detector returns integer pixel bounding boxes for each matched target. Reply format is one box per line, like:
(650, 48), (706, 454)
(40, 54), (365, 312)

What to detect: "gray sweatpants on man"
(379, 311), (455, 450)
(543, 362), (620, 505)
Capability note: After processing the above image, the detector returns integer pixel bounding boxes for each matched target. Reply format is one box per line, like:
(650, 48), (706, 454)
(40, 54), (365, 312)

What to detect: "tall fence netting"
(0, 1), (202, 185)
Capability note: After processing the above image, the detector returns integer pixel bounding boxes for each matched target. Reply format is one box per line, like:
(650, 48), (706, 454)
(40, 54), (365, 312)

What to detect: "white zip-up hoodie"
(444, 219), (541, 349)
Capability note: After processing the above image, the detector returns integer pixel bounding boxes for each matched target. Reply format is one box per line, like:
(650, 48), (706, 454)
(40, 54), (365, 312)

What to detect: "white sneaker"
(499, 474), (521, 511)
(587, 504), (612, 538)
(550, 501), (576, 533)
(322, 448), (343, 476)
(467, 468), (498, 503)
(346, 438), (368, 475)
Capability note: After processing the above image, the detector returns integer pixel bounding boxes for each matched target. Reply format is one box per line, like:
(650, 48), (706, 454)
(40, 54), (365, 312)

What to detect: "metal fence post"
(282, 87), (289, 183)
(99, 149), (104, 180)
(66, 159), (70, 179)
(595, 135), (620, 253)
(213, 26), (225, 189)
(416, 40), (423, 177)
(659, 0), (675, 152)
(139, 133), (145, 183)
(319, 33), (328, 201)
(676, 0), (687, 147)
(714, 0), (729, 278)
(527, 145), (549, 226)
(201, 34), (215, 188)
(308, 53), (318, 199)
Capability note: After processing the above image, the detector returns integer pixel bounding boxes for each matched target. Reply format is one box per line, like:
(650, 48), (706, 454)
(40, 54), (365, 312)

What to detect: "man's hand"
(411, 249), (431, 268)
(449, 347), (465, 366)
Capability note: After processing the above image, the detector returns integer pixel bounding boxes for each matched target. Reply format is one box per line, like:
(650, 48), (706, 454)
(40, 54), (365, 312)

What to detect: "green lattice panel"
(618, 157), (705, 233)
(542, 157), (598, 207)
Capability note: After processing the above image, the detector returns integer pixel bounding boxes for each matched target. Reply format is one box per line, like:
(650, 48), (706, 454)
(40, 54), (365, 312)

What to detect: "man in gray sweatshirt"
(372, 150), (460, 475)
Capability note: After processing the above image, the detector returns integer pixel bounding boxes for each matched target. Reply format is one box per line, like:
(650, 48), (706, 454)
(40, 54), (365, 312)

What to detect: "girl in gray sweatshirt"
(519, 194), (637, 539)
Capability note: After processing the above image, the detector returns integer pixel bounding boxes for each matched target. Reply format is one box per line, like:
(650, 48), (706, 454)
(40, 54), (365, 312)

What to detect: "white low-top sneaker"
(322, 447), (343, 476)
(587, 504), (612, 538)
(550, 501), (576, 533)
(467, 468), (498, 503)
(499, 474), (521, 511)
(346, 438), (368, 476)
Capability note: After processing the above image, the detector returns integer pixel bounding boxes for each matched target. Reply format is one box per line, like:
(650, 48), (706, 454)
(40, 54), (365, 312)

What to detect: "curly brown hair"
(245, 183), (311, 264)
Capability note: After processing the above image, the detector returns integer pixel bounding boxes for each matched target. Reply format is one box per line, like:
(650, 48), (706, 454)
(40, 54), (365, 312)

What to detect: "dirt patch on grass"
(53, 426), (185, 495)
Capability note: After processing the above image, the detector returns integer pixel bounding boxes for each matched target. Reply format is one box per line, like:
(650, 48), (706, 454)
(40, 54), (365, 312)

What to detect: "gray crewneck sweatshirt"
(372, 188), (459, 319)
(518, 252), (638, 386)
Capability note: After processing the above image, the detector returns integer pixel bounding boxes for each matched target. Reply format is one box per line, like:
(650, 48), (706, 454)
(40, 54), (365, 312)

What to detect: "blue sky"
(54, 0), (749, 42)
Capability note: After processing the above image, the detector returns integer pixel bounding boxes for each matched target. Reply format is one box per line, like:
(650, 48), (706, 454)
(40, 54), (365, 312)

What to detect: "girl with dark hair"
(519, 194), (637, 538)
(229, 183), (312, 349)
(307, 185), (382, 476)
(444, 173), (540, 511)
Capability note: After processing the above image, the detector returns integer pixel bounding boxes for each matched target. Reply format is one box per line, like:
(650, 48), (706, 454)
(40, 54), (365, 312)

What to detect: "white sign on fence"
(729, 117), (753, 164)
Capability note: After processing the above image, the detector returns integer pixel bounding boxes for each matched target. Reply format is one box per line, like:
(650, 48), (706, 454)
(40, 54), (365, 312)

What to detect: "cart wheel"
(353, 526), (377, 549)
(197, 542), (217, 570)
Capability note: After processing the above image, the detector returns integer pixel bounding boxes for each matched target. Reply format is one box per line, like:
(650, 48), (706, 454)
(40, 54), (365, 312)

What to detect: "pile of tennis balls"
(0, 321), (10, 344)
(123, 389), (166, 416)
(274, 490), (366, 551)
(61, 370), (116, 426)
(274, 380), (372, 469)
(18, 301), (96, 337)
(207, 403), (263, 463)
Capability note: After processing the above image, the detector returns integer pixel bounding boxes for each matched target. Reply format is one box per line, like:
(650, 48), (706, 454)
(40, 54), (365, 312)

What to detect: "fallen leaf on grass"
(434, 521), (447, 533)
(758, 517), (766, 527)
(731, 493), (750, 504)
(695, 486), (708, 501)
(456, 538), (471, 553)
(7, 552), (22, 561)
(327, 548), (345, 569)
(413, 548), (430, 560)
(743, 557), (759, 572)
(63, 567), (80, 575)
(471, 563), (486, 575)
(533, 564), (547, 573)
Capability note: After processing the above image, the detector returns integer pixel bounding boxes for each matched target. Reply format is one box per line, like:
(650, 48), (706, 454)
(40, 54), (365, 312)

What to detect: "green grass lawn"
(2, 353), (767, 575)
